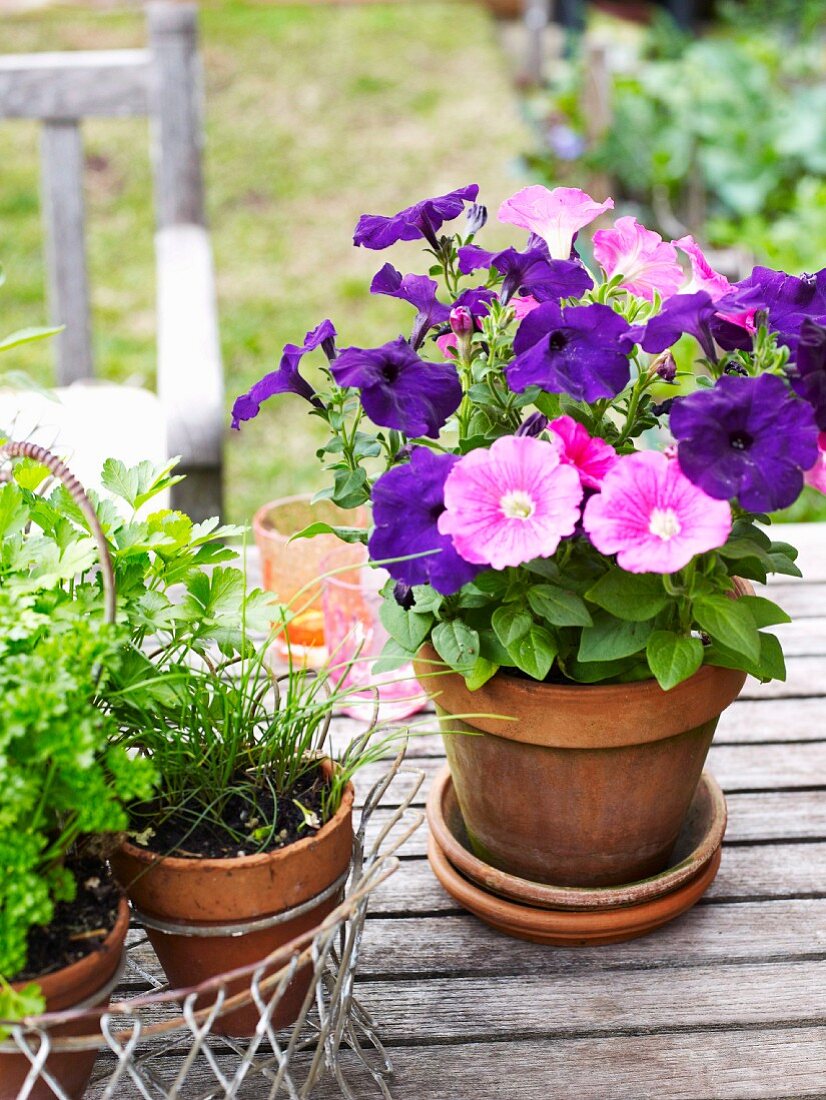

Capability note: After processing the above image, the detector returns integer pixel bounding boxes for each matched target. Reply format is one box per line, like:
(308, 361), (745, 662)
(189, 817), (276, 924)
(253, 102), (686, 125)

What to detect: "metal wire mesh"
(1, 755), (424, 1100)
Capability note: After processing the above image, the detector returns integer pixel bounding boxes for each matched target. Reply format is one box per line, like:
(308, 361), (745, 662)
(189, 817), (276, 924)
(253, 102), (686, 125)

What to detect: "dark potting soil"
(132, 765), (331, 860)
(15, 859), (122, 983)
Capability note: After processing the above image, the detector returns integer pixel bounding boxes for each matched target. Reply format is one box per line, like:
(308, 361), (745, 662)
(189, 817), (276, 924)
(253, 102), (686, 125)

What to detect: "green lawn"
(0, 1), (530, 524)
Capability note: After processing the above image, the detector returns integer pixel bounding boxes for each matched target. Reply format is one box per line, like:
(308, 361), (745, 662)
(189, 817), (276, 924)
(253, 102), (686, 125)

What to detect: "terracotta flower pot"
(0, 898), (130, 1100)
(111, 772), (354, 1036)
(415, 644), (746, 887)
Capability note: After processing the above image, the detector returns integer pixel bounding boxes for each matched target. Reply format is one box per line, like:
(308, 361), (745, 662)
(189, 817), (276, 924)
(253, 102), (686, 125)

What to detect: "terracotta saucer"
(426, 765), (727, 912)
(428, 831), (722, 945)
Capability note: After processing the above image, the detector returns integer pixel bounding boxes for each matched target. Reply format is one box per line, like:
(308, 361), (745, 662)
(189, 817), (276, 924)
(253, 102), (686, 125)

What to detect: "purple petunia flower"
(331, 337), (462, 438)
(453, 285), (497, 318)
(669, 373), (819, 513)
(231, 319), (335, 429)
(353, 185), (479, 251)
(637, 291), (718, 360)
(457, 244), (496, 275)
(370, 264), (450, 349)
(369, 447), (480, 595)
(735, 266), (826, 350)
(789, 317), (826, 430)
(492, 248), (593, 305)
(506, 301), (632, 403)
(456, 245), (591, 305)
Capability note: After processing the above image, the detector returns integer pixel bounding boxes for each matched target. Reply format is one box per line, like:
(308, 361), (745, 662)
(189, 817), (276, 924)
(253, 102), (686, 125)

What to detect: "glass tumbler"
(253, 495), (367, 667)
(321, 549), (428, 723)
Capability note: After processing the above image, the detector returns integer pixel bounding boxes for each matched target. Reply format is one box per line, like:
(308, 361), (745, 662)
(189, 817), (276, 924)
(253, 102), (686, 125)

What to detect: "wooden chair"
(0, 2), (223, 519)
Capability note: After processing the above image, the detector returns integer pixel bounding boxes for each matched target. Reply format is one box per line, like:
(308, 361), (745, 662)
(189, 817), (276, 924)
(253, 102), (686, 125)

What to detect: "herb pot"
(0, 898), (129, 1100)
(111, 770), (354, 1036)
(415, 644), (746, 887)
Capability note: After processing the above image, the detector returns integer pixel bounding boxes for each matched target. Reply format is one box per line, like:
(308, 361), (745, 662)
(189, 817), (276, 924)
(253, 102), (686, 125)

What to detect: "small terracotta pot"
(415, 646), (746, 888)
(0, 898), (129, 1100)
(111, 771), (354, 1036)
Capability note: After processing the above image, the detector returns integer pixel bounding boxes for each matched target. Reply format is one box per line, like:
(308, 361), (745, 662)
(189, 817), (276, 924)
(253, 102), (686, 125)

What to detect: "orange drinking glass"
(252, 495), (368, 666)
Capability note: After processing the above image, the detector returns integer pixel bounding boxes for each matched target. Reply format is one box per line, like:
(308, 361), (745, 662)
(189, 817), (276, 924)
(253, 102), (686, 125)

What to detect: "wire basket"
(2, 760), (423, 1100)
(0, 442), (424, 1100)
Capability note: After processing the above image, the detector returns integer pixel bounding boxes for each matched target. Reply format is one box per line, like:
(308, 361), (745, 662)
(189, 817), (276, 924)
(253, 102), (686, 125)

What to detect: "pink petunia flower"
(592, 216), (683, 301)
(438, 435), (583, 570)
(497, 185), (614, 260)
(583, 450), (732, 574)
(436, 332), (458, 359)
(674, 235), (732, 301)
(674, 235), (755, 331)
(805, 432), (826, 495)
(511, 294), (541, 321)
(548, 416), (619, 489)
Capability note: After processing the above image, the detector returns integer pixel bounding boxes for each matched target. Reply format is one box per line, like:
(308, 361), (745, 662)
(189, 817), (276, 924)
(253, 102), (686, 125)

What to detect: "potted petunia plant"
(232, 183), (826, 895)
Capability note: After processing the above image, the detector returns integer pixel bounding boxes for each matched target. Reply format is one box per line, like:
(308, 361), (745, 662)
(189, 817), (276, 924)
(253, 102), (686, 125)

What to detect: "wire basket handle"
(0, 440), (116, 625)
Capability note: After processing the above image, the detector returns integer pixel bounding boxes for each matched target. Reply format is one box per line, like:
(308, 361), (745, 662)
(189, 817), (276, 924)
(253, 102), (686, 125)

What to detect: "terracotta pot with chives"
(112, 763), (354, 1035)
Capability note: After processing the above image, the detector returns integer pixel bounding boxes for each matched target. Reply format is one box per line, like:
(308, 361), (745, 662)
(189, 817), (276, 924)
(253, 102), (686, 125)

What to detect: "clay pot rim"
(253, 492), (316, 542)
(427, 764), (727, 910)
(427, 831), (723, 944)
(12, 895), (130, 1001)
(252, 493), (367, 543)
(118, 773), (354, 875)
(416, 641), (748, 748)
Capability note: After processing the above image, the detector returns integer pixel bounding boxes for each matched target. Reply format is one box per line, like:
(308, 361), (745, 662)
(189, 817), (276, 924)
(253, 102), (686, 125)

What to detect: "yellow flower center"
(649, 507), (681, 541)
(500, 490), (535, 520)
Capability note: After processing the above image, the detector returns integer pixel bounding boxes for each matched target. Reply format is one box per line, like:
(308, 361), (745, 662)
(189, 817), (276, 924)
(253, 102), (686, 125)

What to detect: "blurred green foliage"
(526, 23), (826, 276)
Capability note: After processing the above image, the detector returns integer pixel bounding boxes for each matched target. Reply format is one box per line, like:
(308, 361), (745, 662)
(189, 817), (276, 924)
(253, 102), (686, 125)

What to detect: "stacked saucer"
(426, 765), (727, 946)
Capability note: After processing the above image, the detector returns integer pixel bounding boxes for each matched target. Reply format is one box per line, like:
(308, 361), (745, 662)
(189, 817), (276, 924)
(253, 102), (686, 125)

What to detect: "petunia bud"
(449, 306), (474, 337)
(515, 412), (549, 438)
(320, 334), (337, 362)
(466, 203), (488, 236)
(652, 351), (677, 382)
(393, 580), (415, 610)
(724, 358), (749, 376)
(651, 398), (675, 418)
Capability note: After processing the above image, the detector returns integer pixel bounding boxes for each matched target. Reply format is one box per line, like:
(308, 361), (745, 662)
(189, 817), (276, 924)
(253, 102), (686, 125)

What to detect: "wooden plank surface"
(348, 524), (826, 1099)
(105, 522), (825, 1099)
(305, 1028), (826, 1100)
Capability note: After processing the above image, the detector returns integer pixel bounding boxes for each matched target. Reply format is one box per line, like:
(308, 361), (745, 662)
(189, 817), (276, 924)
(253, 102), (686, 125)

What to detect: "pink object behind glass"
(321, 550), (427, 723)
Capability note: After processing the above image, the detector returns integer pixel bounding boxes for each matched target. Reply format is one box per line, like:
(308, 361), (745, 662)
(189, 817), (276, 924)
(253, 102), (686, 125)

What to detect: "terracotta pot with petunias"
(233, 182), (826, 935)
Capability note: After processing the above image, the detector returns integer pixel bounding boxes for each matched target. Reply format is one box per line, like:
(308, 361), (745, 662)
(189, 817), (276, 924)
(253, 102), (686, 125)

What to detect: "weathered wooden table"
(313, 521), (826, 1100)
(102, 523), (826, 1099)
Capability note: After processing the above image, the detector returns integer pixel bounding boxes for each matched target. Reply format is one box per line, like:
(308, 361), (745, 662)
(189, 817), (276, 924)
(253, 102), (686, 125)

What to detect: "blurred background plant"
(524, 13), (826, 278)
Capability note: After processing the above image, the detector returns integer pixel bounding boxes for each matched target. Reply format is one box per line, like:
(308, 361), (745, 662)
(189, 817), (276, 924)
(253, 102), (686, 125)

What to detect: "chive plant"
(111, 642), (400, 854)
